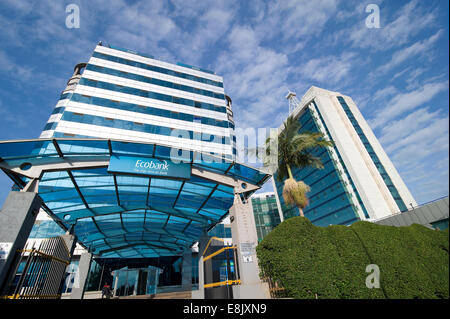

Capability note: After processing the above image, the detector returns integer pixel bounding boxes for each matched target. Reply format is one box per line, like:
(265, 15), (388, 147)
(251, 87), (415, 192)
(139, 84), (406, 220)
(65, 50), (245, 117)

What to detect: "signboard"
(108, 155), (191, 180)
(240, 242), (255, 263)
(242, 255), (253, 263)
(0, 242), (13, 261)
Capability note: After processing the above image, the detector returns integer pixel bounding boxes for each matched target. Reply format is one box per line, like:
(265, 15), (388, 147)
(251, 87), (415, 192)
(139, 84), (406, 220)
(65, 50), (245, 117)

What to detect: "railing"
(202, 237), (240, 298)
(2, 236), (71, 299)
(259, 269), (288, 299)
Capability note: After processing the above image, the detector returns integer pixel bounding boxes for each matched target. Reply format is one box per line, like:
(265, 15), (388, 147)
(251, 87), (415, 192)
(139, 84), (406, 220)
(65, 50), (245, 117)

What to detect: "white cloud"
(372, 85), (398, 101)
(215, 25), (291, 129)
(345, 0), (437, 51)
(386, 116), (449, 156)
(299, 52), (356, 84)
(369, 80), (449, 129)
(375, 30), (443, 75)
(379, 107), (441, 145)
(378, 106), (449, 204)
(257, 0), (338, 41)
(0, 49), (32, 80)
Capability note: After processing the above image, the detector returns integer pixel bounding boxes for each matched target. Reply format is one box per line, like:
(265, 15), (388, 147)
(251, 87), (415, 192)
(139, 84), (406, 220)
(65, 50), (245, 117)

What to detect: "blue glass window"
(336, 96), (408, 212)
(85, 64), (225, 101)
(92, 51), (223, 88)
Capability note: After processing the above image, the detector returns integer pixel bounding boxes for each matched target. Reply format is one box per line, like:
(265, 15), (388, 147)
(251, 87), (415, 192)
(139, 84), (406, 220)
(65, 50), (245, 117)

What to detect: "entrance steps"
(114, 290), (192, 299)
(151, 291), (191, 299)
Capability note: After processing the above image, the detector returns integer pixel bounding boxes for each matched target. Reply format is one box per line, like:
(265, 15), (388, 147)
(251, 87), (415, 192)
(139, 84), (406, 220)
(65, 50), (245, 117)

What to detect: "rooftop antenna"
(286, 90), (300, 115)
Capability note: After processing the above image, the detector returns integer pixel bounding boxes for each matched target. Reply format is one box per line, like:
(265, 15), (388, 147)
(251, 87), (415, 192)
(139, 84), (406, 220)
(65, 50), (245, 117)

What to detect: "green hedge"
(256, 217), (449, 299)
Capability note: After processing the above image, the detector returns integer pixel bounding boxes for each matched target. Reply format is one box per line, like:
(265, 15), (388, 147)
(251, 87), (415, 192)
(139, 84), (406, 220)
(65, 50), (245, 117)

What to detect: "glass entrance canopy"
(0, 139), (270, 258)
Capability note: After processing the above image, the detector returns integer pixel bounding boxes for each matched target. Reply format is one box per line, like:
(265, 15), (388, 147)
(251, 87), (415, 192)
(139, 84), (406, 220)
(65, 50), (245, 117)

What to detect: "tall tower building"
(20, 43), (239, 294)
(273, 86), (417, 226)
(40, 42), (236, 159)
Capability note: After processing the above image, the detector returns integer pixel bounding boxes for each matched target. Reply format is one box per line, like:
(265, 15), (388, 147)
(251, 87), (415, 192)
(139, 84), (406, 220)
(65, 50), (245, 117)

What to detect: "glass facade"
(92, 51), (223, 88)
(29, 220), (66, 238)
(77, 77), (227, 113)
(274, 104), (361, 226)
(62, 260), (79, 293)
(431, 218), (449, 231)
(41, 44), (235, 160)
(85, 63), (225, 100)
(111, 266), (160, 297)
(336, 96), (408, 212)
(58, 111), (230, 144)
(208, 223), (232, 239)
(63, 93), (230, 128)
(251, 194), (281, 242)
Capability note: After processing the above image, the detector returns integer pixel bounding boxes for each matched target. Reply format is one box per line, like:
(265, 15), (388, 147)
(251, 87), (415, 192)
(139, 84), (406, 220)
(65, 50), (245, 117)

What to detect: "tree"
(258, 115), (333, 218)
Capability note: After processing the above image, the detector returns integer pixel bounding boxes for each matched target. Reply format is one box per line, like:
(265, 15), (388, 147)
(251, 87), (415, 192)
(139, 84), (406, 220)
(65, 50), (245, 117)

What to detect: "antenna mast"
(286, 90), (300, 115)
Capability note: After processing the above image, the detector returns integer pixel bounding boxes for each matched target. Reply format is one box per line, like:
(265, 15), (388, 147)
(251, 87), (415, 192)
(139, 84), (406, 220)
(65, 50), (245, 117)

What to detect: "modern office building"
(28, 42), (237, 295)
(0, 43), (269, 299)
(40, 42), (236, 159)
(273, 86), (417, 226)
(250, 192), (281, 242)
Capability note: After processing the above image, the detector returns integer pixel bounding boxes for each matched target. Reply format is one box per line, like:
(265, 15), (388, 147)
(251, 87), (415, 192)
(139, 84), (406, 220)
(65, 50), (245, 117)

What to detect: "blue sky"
(0, 0), (448, 208)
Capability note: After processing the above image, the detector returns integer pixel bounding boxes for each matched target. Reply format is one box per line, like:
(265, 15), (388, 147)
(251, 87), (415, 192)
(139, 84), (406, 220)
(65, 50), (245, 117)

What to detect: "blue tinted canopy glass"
(0, 138), (270, 258)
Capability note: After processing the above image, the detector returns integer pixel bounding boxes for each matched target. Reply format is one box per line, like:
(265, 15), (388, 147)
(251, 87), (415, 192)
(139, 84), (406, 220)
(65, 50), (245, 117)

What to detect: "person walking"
(102, 283), (112, 299)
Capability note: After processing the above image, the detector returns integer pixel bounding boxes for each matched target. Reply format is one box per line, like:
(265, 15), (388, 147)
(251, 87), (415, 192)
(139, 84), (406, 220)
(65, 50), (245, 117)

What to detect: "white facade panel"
(64, 101), (231, 137)
(73, 85), (228, 121)
(88, 57), (225, 95)
(54, 121), (233, 156)
(82, 69), (227, 107)
(94, 45), (223, 83)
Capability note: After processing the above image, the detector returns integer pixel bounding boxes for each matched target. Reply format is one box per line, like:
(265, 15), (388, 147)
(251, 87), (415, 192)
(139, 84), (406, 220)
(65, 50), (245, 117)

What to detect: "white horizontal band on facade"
(48, 113), (63, 123)
(94, 46), (223, 83)
(40, 130), (54, 138)
(54, 121), (233, 155)
(73, 85), (228, 121)
(63, 101), (232, 137)
(88, 57), (225, 96)
(81, 69), (227, 107)
(55, 99), (68, 108)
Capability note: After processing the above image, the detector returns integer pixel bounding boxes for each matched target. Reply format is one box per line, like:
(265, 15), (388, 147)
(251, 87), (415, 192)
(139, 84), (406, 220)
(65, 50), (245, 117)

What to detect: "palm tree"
(258, 115), (333, 218)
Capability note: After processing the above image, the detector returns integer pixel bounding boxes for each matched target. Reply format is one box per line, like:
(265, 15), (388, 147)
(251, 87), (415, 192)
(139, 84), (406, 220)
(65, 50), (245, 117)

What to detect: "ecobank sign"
(108, 155), (191, 179)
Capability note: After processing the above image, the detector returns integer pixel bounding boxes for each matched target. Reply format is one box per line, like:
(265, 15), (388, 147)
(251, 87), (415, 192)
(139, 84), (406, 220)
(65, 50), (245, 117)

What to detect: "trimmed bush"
(256, 217), (449, 299)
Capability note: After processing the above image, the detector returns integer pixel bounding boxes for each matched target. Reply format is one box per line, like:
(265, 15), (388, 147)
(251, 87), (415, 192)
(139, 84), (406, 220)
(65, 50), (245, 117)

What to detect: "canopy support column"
(181, 247), (192, 292)
(70, 252), (92, 299)
(229, 194), (270, 299)
(191, 231), (210, 299)
(0, 191), (42, 296)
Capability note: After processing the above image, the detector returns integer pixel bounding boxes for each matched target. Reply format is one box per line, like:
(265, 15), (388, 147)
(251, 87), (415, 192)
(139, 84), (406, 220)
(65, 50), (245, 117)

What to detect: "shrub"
(256, 217), (449, 299)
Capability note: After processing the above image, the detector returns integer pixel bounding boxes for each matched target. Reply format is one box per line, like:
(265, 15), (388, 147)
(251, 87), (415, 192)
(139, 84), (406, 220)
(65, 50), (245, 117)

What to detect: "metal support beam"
(1, 158), (260, 194)
(67, 170), (89, 209)
(98, 242), (177, 255)
(195, 185), (218, 214)
(113, 174), (121, 206)
(52, 139), (64, 158)
(173, 181), (185, 208)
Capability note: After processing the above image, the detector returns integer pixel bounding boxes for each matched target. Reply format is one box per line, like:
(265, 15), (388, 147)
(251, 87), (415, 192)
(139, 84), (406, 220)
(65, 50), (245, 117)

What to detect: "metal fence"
(5, 236), (71, 299)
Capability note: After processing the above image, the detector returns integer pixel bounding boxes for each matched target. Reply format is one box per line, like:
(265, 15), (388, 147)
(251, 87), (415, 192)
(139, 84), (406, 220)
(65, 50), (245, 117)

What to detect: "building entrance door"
(112, 266), (160, 297)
